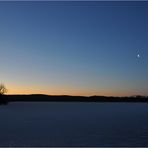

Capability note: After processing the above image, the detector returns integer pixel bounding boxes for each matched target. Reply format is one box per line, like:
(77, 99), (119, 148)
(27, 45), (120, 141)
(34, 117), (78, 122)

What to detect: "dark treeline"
(0, 94), (148, 105)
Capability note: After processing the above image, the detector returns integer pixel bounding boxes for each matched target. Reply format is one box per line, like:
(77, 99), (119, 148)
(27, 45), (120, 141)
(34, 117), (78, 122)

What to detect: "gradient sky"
(0, 1), (148, 96)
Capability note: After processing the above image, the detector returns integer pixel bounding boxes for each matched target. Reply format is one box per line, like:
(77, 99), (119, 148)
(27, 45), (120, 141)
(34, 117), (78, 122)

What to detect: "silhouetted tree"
(0, 83), (7, 95)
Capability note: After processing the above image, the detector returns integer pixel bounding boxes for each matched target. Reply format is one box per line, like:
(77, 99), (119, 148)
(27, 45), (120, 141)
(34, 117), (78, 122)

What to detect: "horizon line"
(5, 93), (148, 98)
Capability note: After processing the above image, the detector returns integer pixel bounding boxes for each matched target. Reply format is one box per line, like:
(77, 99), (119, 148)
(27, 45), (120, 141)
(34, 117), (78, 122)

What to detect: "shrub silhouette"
(0, 83), (7, 95)
(0, 84), (8, 105)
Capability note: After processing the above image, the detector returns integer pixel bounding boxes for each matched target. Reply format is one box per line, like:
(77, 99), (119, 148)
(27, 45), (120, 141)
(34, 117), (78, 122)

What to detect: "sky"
(0, 1), (148, 96)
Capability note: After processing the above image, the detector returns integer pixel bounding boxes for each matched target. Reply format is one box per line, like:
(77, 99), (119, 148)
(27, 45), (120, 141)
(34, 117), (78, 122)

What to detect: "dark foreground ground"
(0, 94), (148, 105)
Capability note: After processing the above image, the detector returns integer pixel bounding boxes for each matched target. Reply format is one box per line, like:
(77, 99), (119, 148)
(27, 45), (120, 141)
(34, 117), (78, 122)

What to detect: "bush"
(0, 84), (7, 95)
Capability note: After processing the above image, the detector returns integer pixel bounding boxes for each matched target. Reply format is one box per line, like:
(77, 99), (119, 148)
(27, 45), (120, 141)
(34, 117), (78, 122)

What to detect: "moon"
(137, 54), (140, 58)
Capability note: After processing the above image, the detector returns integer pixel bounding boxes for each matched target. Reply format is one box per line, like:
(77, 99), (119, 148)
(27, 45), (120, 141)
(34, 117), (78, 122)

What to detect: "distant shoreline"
(0, 94), (148, 104)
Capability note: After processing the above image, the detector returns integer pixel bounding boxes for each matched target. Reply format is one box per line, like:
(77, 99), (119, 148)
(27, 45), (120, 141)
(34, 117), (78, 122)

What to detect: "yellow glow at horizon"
(7, 84), (136, 97)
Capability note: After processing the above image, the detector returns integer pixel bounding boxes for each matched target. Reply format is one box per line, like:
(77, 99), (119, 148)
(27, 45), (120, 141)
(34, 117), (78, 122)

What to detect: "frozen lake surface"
(0, 102), (148, 147)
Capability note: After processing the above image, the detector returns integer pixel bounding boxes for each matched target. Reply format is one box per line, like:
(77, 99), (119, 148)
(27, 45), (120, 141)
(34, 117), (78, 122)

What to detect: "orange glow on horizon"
(7, 87), (136, 97)
(5, 83), (144, 97)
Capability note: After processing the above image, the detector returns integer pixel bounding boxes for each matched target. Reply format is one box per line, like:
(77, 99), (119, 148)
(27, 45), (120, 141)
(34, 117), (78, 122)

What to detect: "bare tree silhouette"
(0, 83), (7, 95)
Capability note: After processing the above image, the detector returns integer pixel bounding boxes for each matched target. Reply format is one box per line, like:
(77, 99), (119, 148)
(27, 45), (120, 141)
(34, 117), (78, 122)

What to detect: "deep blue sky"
(0, 1), (148, 96)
